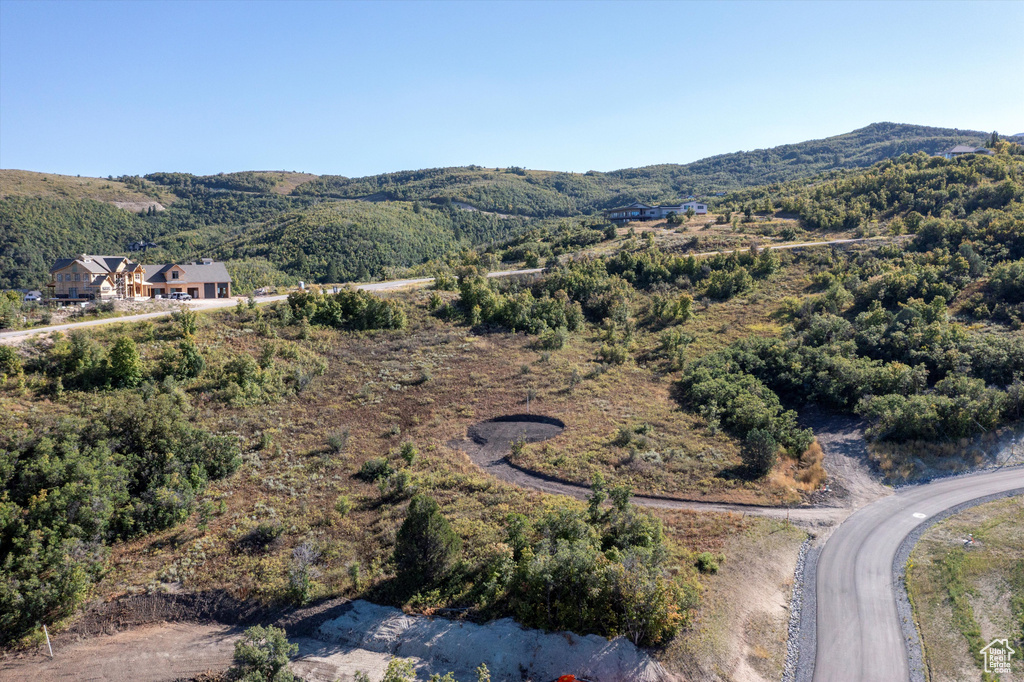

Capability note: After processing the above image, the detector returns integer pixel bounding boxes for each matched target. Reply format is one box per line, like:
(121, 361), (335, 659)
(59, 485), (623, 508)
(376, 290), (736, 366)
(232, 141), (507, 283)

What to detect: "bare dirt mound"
(312, 600), (677, 682)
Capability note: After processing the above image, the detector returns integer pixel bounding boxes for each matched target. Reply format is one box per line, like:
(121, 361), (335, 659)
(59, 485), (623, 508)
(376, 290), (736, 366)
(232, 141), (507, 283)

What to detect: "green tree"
(176, 338), (205, 379)
(173, 307), (198, 337)
(381, 658), (416, 682)
(108, 336), (144, 388)
(232, 625), (297, 682)
(394, 494), (462, 584)
(742, 428), (778, 478)
(0, 345), (23, 383)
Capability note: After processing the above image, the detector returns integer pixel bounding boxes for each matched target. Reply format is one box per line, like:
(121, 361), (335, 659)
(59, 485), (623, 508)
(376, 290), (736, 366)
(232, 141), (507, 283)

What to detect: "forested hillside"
(0, 123), (1014, 290)
(434, 144), (1024, 474)
(293, 123), (1006, 215)
(0, 197), (162, 290)
(219, 200), (531, 283)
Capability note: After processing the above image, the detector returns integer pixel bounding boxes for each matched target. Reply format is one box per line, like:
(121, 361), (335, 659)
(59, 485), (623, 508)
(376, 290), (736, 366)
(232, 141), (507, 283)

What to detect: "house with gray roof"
(48, 255), (231, 302)
(605, 201), (707, 224)
(940, 145), (995, 160)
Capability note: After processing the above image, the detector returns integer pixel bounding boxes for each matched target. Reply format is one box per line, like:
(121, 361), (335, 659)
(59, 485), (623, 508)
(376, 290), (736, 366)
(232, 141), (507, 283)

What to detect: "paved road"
(457, 414), (1024, 681)
(812, 466), (1024, 682)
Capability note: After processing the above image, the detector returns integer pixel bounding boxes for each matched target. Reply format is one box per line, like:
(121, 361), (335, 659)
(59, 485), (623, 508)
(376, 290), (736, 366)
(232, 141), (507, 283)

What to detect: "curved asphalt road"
(812, 465), (1024, 682)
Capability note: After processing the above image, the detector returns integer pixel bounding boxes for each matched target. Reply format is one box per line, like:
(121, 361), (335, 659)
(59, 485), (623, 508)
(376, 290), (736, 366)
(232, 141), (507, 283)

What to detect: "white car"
(168, 292), (192, 301)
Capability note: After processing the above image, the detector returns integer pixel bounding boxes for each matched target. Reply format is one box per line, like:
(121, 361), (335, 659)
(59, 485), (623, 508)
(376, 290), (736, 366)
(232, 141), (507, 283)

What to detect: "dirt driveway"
(0, 623), (239, 681)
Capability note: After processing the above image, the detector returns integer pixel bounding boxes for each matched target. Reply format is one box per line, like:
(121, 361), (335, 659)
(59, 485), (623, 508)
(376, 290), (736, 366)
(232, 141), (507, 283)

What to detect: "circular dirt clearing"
(467, 414), (564, 450)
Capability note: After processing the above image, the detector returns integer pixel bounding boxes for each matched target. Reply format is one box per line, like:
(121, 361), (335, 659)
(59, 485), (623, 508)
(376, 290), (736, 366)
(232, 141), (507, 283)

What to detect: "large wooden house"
(48, 255), (232, 302)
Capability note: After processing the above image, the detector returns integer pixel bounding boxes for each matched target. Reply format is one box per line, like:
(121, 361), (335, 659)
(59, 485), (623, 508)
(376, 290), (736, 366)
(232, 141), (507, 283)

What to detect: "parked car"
(168, 292), (192, 301)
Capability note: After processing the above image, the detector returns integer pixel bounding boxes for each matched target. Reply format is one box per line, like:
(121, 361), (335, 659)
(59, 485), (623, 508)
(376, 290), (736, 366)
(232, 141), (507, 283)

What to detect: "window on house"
(56, 274), (63, 282)
(172, 271), (179, 279)
(75, 273), (81, 282)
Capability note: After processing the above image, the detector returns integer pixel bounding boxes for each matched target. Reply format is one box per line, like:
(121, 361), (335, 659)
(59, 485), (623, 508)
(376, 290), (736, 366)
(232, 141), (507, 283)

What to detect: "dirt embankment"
(1, 595), (677, 682)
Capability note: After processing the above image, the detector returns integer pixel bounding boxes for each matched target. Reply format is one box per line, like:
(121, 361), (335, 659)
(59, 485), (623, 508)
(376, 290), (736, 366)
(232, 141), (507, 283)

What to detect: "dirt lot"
(0, 622), (240, 682)
(0, 597), (675, 682)
(660, 518), (806, 682)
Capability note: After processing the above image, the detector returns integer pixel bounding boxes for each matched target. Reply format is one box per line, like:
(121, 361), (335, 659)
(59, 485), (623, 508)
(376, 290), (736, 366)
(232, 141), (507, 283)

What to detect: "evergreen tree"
(394, 494), (462, 584)
(742, 428), (778, 478)
(108, 336), (144, 388)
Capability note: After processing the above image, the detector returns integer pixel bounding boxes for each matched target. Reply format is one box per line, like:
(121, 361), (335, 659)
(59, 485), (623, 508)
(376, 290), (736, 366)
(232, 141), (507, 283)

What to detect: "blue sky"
(1, 0), (1022, 177)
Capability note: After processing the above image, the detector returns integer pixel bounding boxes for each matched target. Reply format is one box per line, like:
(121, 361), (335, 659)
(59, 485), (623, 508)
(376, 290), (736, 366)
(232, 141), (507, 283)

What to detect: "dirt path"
(0, 622), (240, 681)
(454, 413), (884, 528)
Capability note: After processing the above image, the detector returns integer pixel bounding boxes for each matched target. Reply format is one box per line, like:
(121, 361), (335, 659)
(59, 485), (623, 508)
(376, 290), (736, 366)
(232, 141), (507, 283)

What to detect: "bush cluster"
(0, 390), (241, 642)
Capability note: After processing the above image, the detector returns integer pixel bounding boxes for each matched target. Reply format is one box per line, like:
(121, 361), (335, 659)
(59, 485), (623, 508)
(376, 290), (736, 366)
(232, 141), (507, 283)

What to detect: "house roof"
(50, 255), (141, 274)
(142, 261), (232, 284)
(606, 203), (655, 212)
(945, 145), (994, 155)
(605, 201), (705, 214)
(51, 255), (231, 284)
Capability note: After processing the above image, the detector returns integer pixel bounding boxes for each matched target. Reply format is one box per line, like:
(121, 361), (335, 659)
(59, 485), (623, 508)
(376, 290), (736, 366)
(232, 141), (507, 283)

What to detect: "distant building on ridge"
(940, 145), (995, 160)
(605, 201), (708, 224)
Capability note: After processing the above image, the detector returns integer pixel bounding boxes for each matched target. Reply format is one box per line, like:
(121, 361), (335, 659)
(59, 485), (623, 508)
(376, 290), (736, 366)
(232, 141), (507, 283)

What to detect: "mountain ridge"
(1, 122), (1018, 290)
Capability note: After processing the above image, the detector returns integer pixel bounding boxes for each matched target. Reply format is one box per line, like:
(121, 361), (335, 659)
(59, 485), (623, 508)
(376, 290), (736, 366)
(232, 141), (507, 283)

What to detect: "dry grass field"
(0, 169), (173, 205)
(907, 496), (1024, 682)
(1, 268), (818, 633)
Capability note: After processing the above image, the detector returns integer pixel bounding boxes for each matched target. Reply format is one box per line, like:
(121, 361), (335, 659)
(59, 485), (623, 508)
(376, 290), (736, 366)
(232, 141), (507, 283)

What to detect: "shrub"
(383, 469), (416, 499)
(335, 495), (352, 517)
(0, 345), (23, 382)
(288, 542), (320, 604)
(705, 267), (753, 299)
(400, 441), (417, 465)
(380, 658), (416, 682)
(742, 428), (779, 478)
(176, 338), (205, 379)
(288, 289), (407, 331)
(695, 551), (720, 574)
(598, 343), (629, 364)
(232, 625), (297, 682)
(172, 307), (198, 337)
(327, 428), (350, 453)
(538, 326), (569, 350)
(358, 457), (394, 482)
(246, 521), (284, 550)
